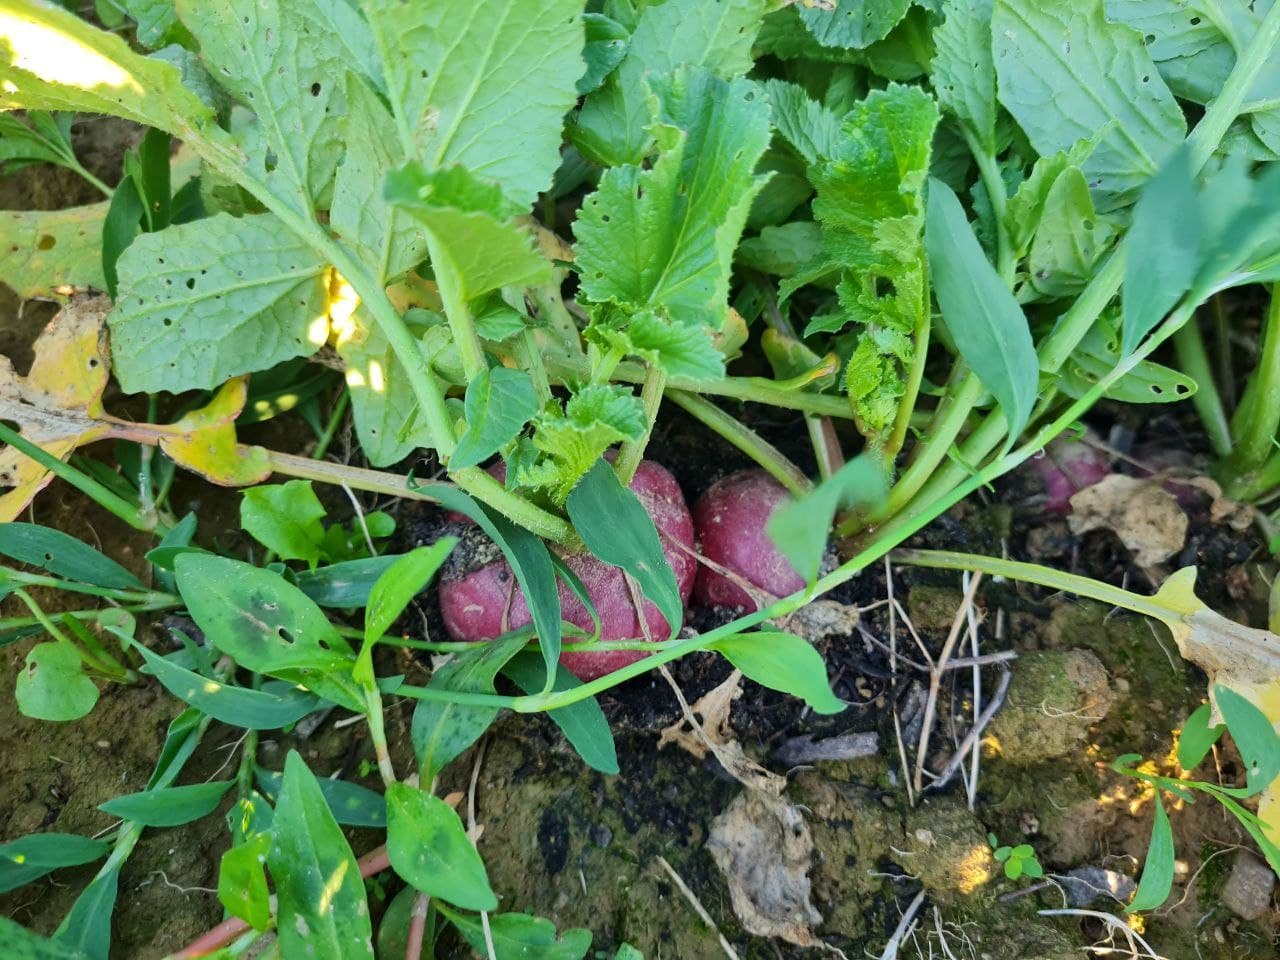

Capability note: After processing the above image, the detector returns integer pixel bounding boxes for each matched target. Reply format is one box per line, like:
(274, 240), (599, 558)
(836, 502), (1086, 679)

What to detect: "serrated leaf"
(363, 0), (584, 208)
(268, 752), (375, 960)
(760, 79), (842, 165)
(98, 781), (233, 827)
(518, 385), (646, 504)
(240, 480), (328, 568)
(175, 554), (362, 711)
(711, 632), (845, 714)
(175, 0), (353, 214)
(386, 783), (497, 911)
(576, 69), (770, 375)
(567, 459), (682, 639)
(15, 643), (98, 722)
(0, 523), (143, 589)
(133, 642), (323, 729)
(452, 368), (541, 470)
(992, 0), (1185, 211)
(437, 904), (593, 960)
(798, 0), (912, 50)
(1128, 793), (1174, 911)
(925, 178), (1038, 443)
(502, 653), (619, 775)
(1122, 147), (1199, 356)
(387, 164), (551, 300)
(0, 204), (107, 298)
(933, 0), (996, 154)
(573, 0), (770, 165)
(0, 0), (213, 135)
(108, 213), (328, 394)
(579, 13), (629, 94)
(766, 454), (888, 584)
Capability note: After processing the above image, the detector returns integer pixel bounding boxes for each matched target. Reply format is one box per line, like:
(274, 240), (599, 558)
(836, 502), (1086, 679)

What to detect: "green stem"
(517, 330), (554, 409)
(1173, 316), (1233, 457)
(3, 568), (177, 605)
(614, 367), (667, 485)
(1224, 284), (1280, 483)
(965, 131), (1014, 284)
(429, 248), (487, 382)
(1228, 449), (1280, 503)
(892, 549), (1176, 622)
(312, 389), (349, 461)
(13, 588), (125, 678)
(667, 390), (812, 495)
(0, 599), (180, 636)
(886, 303), (932, 458)
(69, 160), (113, 200)
(0, 421), (155, 533)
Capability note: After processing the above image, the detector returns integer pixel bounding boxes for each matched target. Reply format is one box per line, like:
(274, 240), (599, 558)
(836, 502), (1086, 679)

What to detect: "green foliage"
(451, 367), (541, 470)
(436, 904), (593, 960)
(710, 632), (846, 714)
(988, 834), (1044, 880)
(386, 782), (497, 910)
(15, 642), (98, 722)
(97, 781), (233, 827)
(0, 523), (143, 589)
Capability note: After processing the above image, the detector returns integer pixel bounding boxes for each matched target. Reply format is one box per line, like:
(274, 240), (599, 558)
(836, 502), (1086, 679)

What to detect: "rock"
(891, 798), (994, 901)
(1220, 851), (1276, 921)
(988, 649), (1114, 764)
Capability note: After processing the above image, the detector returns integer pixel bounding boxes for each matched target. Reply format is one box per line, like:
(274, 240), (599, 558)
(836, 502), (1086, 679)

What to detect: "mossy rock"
(906, 585), (965, 633)
(988, 649), (1113, 764)
(892, 798), (995, 903)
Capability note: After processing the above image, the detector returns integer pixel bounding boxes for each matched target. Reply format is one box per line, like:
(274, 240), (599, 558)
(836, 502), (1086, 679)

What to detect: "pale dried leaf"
(1067, 474), (1187, 566)
(707, 789), (822, 947)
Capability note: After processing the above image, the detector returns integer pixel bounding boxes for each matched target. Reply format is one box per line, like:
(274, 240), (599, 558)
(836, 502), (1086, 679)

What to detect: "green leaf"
(737, 222), (825, 279)
(107, 213), (329, 394)
(101, 175), (145, 300)
(386, 164), (551, 300)
(1215, 684), (1280, 796)
(0, 0), (214, 135)
(798, 0), (912, 50)
(1003, 141), (1097, 257)
(15, 643), (98, 722)
(0, 523), (144, 589)
(992, 0), (1185, 211)
(53, 861), (118, 960)
(218, 833), (271, 931)
(572, 0), (769, 166)
(710, 632), (845, 714)
(240, 480), (328, 567)
(438, 904), (593, 960)
(760, 79), (842, 165)
(174, 554), (362, 711)
(330, 78), (427, 284)
(1177, 704), (1226, 772)
(518, 385), (647, 506)
(0, 834), (109, 895)
(933, 0), (996, 154)
(119, 0), (189, 48)
(576, 68), (771, 371)
(567, 459), (682, 640)
(292, 555), (399, 609)
(1005, 857), (1024, 880)
(766, 454), (888, 584)
(359, 539), (456, 684)
(1060, 320), (1196, 405)
(255, 770), (386, 828)
(268, 752), (375, 960)
(0, 203), (108, 298)
(1027, 165), (1114, 298)
(452, 368), (541, 470)
(1128, 793), (1174, 911)
(98, 781), (233, 827)
(579, 13), (629, 95)
(133, 642), (323, 729)
(363, 0), (584, 209)
(386, 782), (497, 911)
(414, 482), (562, 676)
(1022, 856), (1044, 879)
(1122, 147), (1199, 356)
(614, 946), (643, 960)
(925, 177), (1038, 442)
(0, 917), (90, 960)
(174, 0), (353, 214)
(411, 632), (529, 783)
(502, 653), (619, 775)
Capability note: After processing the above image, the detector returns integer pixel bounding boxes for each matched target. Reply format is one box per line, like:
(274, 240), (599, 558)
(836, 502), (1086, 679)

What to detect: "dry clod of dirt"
(707, 788), (823, 946)
(1219, 851), (1277, 921)
(987, 649), (1114, 763)
(1067, 474), (1188, 566)
(891, 798), (995, 900)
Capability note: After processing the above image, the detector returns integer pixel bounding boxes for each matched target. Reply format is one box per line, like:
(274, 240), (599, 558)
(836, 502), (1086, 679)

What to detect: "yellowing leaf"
(156, 379), (272, 486)
(0, 203), (109, 298)
(0, 295), (111, 520)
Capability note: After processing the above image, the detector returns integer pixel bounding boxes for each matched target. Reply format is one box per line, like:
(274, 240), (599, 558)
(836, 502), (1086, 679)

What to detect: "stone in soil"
(1220, 851), (1276, 921)
(987, 649), (1114, 763)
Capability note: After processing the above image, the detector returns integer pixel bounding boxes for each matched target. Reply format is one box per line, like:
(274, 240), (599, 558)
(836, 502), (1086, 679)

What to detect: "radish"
(692, 469), (805, 611)
(1029, 432), (1110, 513)
(438, 459), (696, 681)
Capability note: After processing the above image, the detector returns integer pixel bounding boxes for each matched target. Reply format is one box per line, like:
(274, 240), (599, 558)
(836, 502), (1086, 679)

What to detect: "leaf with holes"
(0, 204), (108, 298)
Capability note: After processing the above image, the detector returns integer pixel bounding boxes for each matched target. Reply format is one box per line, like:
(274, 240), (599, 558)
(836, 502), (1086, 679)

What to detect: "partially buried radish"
(692, 469), (805, 611)
(438, 459), (696, 681)
(1029, 431), (1110, 513)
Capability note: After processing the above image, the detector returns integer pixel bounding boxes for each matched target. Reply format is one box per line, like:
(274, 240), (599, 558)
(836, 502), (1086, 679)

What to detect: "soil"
(2, 127), (1278, 960)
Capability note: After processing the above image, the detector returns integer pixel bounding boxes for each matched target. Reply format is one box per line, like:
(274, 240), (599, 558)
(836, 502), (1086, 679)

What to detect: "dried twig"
(923, 666), (1011, 794)
(879, 889), (926, 960)
(657, 856), (742, 960)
